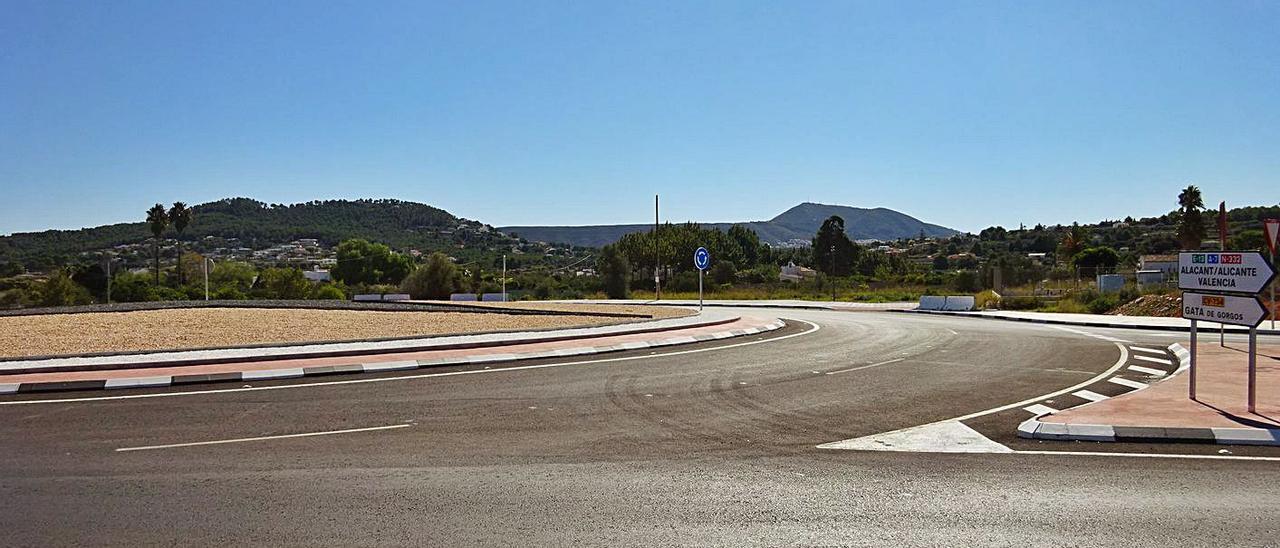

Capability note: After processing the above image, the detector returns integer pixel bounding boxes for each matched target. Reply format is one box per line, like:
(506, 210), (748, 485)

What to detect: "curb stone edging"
(897, 309), (1280, 336)
(0, 319), (788, 395)
(0, 313), (736, 375)
(1017, 343), (1280, 446)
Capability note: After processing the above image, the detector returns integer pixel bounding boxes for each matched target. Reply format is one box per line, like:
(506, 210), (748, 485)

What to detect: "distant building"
(779, 262), (817, 283)
(303, 270), (331, 282)
(1139, 255), (1178, 279)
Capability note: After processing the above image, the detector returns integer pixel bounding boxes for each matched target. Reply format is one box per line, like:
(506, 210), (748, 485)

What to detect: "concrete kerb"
(0, 310), (734, 375)
(897, 309), (1280, 336)
(3, 319), (788, 395)
(1018, 343), (1280, 446)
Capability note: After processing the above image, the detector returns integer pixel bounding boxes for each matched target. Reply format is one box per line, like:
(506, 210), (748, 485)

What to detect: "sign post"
(1265, 219), (1279, 330)
(1179, 251), (1276, 410)
(694, 247), (710, 311)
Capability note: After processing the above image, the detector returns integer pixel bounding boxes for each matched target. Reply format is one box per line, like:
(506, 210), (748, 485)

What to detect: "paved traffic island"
(0, 307), (786, 394)
(1020, 342), (1280, 445)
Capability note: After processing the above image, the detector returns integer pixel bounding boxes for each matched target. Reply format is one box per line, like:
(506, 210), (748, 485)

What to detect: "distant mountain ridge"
(500, 202), (960, 247)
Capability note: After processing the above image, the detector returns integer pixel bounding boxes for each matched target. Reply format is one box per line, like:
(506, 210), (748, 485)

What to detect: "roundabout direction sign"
(1178, 251), (1276, 412)
(1181, 292), (1268, 328)
(694, 247), (710, 310)
(1178, 251), (1276, 294)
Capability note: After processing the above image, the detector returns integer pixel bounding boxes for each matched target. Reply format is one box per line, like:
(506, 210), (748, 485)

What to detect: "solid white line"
(1023, 403), (1058, 416)
(818, 341), (1131, 451)
(3, 320), (819, 406)
(1072, 389), (1107, 402)
(825, 358), (905, 375)
(115, 424), (411, 452)
(1108, 376), (1147, 390)
(1014, 450), (1280, 462)
(1127, 364), (1167, 377)
(1133, 354), (1173, 365)
(1045, 325), (1131, 343)
(947, 342), (1130, 422)
(1128, 346), (1167, 355)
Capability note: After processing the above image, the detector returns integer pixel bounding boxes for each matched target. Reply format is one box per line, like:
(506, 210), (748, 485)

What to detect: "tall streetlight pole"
(203, 257), (215, 300)
(501, 254), (507, 302)
(104, 253), (113, 304)
(654, 194), (660, 302)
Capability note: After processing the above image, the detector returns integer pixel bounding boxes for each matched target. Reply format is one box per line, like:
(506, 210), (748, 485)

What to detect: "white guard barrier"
(918, 296), (946, 310)
(941, 296), (975, 311)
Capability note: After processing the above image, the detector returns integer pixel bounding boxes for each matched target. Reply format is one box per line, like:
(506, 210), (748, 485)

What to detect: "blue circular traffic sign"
(694, 247), (710, 270)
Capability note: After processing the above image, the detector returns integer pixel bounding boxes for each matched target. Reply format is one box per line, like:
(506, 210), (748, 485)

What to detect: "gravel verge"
(0, 307), (674, 359)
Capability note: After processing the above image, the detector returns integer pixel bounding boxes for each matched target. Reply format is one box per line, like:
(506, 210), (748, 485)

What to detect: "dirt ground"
(0, 305), (692, 358)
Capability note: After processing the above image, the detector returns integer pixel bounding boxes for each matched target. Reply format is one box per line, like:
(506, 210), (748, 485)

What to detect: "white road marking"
(1128, 346), (1167, 355)
(1133, 354), (1173, 365)
(115, 424), (410, 452)
(1014, 450), (1280, 462)
(1072, 389), (1108, 402)
(1045, 325), (1131, 343)
(821, 342), (1130, 450)
(946, 329), (958, 336)
(1023, 404), (1058, 416)
(1, 320), (821, 406)
(825, 358), (905, 375)
(1127, 364), (1167, 377)
(817, 420), (1012, 453)
(1108, 376), (1147, 390)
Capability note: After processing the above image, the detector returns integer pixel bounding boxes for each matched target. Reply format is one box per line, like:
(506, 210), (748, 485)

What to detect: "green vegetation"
(400, 252), (459, 300)
(331, 239), (413, 286)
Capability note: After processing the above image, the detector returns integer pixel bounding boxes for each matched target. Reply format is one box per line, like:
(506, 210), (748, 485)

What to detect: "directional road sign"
(1181, 292), (1269, 328)
(1178, 252), (1276, 294)
(694, 247), (710, 271)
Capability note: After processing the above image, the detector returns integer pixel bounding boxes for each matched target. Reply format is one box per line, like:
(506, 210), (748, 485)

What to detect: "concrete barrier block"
(942, 296), (975, 311)
(919, 296), (946, 310)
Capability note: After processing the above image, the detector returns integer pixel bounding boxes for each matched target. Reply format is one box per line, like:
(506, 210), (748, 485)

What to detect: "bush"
(39, 270), (92, 307)
(952, 270), (981, 293)
(254, 268), (311, 299)
(311, 284), (347, 300)
(0, 288), (33, 309)
(400, 252), (458, 299)
(710, 261), (737, 285)
(596, 245), (630, 299)
(975, 289), (1000, 310)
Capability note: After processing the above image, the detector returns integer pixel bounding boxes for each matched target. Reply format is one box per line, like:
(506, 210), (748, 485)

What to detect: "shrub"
(311, 284), (347, 300)
(254, 268), (311, 300)
(39, 270), (92, 307)
(710, 261), (737, 285)
(400, 252), (458, 300)
(974, 289), (1000, 310)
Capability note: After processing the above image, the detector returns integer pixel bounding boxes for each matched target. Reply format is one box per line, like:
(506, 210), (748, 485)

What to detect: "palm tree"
(168, 202), (192, 284)
(1177, 185), (1206, 250)
(1059, 223), (1088, 260)
(146, 203), (169, 285)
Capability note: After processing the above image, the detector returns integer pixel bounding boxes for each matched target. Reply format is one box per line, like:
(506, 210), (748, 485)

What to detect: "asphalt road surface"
(2, 308), (1279, 546)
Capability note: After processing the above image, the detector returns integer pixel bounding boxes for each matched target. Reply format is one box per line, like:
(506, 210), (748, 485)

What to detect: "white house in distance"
(1138, 254), (1178, 279)
(779, 262), (817, 283)
(303, 269), (331, 282)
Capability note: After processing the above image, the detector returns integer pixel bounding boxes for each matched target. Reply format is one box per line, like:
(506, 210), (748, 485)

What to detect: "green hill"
(0, 198), (533, 270)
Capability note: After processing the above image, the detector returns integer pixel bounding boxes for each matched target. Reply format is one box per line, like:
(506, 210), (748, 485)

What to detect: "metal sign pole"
(1189, 319), (1198, 400)
(1248, 327), (1257, 414)
(1272, 247), (1276, 330)
(698, 268), (703, 311)
(1220, 322), (1225, 347)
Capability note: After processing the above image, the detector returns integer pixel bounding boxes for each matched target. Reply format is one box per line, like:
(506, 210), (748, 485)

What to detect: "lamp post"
(501, 254), (507, 302)
(203, 257), (215, 300)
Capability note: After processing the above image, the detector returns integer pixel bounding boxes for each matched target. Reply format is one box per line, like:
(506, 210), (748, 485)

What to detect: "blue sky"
(2, 1), (1277, 235)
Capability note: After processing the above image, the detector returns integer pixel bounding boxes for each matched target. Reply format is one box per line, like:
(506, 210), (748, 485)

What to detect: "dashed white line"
(1108, 376), (1147, 390)
(1128, 346), (1167, 355)
(115, 424), (411, 452)
(825, 358), (905, 375)
(1072, 389), (1108, 402)
(1127, 364), (1168, 377)
(1133, 354), (1174, 365)
(1023, 403), (1058, 416)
